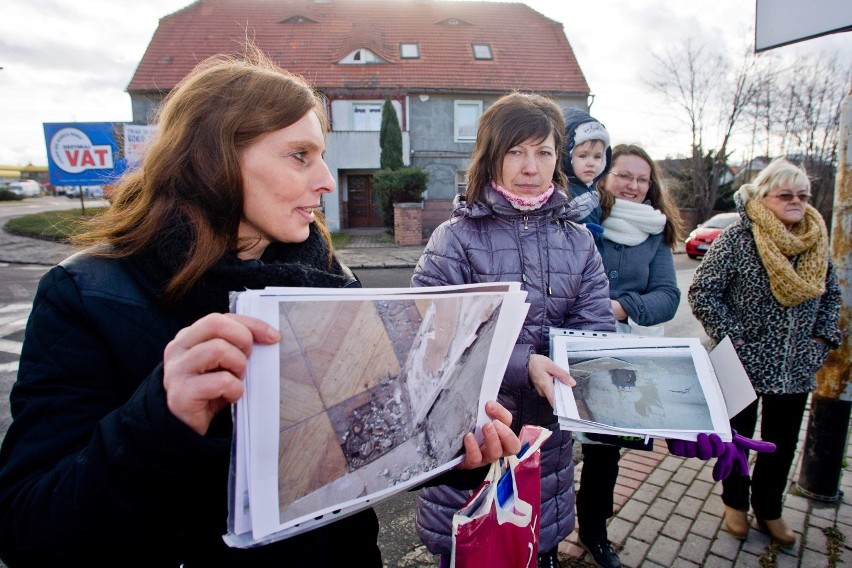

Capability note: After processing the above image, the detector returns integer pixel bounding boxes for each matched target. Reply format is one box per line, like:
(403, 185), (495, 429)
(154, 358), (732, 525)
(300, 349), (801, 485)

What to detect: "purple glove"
(712, 430), (776, 481)
(666, 433), (725, 460)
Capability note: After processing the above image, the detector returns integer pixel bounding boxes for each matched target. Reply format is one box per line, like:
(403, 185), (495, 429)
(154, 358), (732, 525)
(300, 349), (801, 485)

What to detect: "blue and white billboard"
(43, 122), (127, 186)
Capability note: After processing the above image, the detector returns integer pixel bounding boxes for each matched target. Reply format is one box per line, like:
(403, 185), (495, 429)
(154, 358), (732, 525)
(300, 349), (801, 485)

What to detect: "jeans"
(722, 393), (809, 520)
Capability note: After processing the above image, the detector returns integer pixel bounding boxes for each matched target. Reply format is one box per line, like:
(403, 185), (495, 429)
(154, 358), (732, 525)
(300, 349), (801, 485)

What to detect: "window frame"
(472, 44), (493, 60)
(352, 102), (384, 131)
(340, 48), (384, 65)
(400, 43), (420, 59)
(454, 100), (483, 143)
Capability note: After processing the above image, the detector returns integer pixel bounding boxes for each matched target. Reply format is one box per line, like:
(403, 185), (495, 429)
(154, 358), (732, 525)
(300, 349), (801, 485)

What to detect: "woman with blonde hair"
(689, 157), (840, 547)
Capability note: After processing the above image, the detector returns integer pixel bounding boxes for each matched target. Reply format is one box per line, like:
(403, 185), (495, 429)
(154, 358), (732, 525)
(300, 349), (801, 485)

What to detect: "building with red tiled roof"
(128, 0), (591, 232)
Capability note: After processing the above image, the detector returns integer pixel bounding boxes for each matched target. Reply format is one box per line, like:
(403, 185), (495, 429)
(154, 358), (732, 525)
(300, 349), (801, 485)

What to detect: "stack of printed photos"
(549, 329), (753, 444)
(224, 283), (530, 548)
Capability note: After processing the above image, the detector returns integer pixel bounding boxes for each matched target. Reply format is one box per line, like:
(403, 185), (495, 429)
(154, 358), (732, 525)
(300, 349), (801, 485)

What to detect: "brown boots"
(757, 517), (797, 547)
(724, 507), (749, 540)
(724, 507), (796, 547)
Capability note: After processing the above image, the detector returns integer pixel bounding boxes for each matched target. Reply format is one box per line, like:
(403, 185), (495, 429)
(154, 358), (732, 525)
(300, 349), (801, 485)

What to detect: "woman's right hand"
(528, 354), (575, 407)
(611, 299), (628, 321)
(163, 313), (281, 435)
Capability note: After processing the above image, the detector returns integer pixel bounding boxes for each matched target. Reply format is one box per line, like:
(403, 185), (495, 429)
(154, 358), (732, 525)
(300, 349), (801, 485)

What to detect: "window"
(353, 103), (383, 131)
(472, 44), (493, 60)
(281, 15), (316, 24)
(400, 43), (420, 59)
(454, 101), (482, 142)
(340, 48), (385, 65)
(438, 18), (470, 26)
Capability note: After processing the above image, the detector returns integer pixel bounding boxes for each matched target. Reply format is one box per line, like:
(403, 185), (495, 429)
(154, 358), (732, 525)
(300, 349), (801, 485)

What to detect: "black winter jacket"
(0, 251), (381, 567)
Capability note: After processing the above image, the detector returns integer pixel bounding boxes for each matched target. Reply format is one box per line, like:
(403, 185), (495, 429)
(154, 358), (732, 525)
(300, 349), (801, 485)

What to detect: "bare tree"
(648, 40), (771, 222)
(768, 54), (848, 221)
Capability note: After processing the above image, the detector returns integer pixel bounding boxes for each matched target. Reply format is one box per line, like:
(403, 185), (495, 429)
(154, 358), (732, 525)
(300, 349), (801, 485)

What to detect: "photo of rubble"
(274, 294), (504, 524)
(567, 347), (714, 432)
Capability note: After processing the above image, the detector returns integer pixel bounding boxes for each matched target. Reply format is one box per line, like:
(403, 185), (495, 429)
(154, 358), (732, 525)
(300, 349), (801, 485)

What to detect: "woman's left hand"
(457, 401), (522, 469)
(529, 354), (575, 407)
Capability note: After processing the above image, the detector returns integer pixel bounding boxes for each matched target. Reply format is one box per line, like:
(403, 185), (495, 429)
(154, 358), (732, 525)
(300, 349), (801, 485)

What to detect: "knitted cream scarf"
(745, 199), (829, 307)
(601, 198), (666, 246)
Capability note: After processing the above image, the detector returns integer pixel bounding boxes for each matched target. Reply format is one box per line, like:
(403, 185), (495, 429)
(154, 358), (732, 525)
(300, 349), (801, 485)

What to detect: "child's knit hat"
(573, 120), (610, 150)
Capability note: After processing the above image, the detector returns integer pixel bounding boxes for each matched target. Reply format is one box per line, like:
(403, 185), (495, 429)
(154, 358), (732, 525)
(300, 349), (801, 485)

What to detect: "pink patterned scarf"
(491, 181), (554, 211)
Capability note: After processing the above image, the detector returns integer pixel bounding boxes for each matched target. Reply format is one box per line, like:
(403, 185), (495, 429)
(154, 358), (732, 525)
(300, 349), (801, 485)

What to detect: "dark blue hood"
(562, 107), (612, 187)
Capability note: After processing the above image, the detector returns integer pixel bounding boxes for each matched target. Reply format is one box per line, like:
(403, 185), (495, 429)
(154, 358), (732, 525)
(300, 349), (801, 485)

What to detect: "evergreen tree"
(379, 98), (403, 170)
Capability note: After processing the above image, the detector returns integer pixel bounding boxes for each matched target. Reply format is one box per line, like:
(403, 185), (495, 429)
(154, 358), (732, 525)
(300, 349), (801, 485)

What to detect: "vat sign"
(43, 122), (125, 186)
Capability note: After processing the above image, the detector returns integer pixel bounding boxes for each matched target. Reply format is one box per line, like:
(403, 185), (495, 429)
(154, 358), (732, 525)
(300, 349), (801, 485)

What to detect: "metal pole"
(796, 83), (852, 501)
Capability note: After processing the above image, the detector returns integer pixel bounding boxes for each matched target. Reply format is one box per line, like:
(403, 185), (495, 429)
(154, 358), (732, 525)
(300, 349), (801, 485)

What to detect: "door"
(347, 174), (381, 228)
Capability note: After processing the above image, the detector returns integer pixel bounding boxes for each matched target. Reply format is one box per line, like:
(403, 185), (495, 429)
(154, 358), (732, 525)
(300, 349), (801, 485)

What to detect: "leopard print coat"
(688, 200), (841, 395)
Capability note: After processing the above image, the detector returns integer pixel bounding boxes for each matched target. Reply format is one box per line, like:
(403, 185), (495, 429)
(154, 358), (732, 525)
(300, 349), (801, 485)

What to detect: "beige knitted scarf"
(744, 199), (829, 307)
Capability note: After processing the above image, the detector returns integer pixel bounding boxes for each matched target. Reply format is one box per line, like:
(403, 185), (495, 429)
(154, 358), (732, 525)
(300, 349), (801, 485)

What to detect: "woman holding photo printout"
(689, 158), (841, 547)
(411, 93), (617, 568)
(0, 47), (520, 567)
(573, 143), (683, 568)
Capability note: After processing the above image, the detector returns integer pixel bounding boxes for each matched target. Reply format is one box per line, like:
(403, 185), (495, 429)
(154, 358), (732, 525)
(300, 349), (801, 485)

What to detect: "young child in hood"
(562, 108), (611, 231)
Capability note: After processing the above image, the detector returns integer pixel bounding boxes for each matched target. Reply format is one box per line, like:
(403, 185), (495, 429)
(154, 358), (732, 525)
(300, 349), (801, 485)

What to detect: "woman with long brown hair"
(0, 48), (517, 567)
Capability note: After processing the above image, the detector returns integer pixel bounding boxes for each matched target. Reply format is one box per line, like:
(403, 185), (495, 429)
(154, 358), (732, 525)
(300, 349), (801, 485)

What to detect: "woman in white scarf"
(575, 144), (683, 568)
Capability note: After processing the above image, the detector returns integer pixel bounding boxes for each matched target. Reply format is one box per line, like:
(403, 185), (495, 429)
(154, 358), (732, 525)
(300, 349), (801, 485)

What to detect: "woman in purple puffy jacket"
(411, 93), (615, 568)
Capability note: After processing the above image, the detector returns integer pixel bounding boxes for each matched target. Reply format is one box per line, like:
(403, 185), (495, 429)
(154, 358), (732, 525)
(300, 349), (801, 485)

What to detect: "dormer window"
(472, 44), (493, 60)
(400, 43), (420, 59)
(439, 18), (471, 25)
(281, 15), (316, 24)
(340, 48), (386, 65)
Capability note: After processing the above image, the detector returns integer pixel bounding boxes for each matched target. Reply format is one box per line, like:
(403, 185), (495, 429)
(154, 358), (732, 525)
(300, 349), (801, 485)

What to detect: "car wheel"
(688, 254), (699, 260)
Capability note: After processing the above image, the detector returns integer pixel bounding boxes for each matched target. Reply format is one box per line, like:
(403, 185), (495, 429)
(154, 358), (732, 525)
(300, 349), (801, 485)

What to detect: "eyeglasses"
(609, 171), (651, 188)
(767, 192), (812, 203)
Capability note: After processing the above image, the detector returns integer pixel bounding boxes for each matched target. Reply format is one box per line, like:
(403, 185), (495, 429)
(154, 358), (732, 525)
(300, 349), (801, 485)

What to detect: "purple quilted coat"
(412, 184), (615, 555)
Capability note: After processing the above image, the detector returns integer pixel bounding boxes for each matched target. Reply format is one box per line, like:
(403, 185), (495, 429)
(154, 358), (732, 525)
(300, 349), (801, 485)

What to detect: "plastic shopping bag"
(451, 425), (552, 568)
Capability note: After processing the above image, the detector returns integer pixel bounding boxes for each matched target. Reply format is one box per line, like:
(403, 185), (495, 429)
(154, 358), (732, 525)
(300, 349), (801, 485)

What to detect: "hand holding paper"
(528, 354), (574, 407)
(163, 313), (281, 435)
(667, 433), (726, 460)
(458, 401), (521, 470)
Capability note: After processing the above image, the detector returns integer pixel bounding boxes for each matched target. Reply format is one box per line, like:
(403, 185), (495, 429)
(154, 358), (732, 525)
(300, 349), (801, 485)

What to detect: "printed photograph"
(567, 346), (714, 432)
(274, 294), (503, 524)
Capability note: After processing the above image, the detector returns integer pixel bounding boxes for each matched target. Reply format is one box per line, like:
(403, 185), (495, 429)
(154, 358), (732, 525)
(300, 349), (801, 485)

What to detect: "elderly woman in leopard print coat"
(688, 157), (841, 549)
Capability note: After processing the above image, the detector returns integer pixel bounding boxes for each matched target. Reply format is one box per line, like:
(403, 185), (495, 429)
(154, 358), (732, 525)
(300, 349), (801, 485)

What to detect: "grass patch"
(4, 208), (108, 242)
(330, 232), (352, 249)
(6, 209), (372, 251)
(824, 526), (845, 566)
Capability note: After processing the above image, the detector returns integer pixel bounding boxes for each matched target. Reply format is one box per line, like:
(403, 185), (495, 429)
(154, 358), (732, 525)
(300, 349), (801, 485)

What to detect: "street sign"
(43, 122), (127, 186)
(755, 0), (852, 52)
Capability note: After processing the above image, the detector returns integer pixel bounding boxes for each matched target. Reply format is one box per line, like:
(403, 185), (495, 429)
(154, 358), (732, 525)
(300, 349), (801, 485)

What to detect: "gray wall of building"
(409, 94), (588, 202)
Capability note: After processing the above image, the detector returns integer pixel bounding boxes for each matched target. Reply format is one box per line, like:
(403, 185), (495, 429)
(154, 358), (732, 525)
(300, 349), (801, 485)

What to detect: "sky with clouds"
(1, 0), (850, 167)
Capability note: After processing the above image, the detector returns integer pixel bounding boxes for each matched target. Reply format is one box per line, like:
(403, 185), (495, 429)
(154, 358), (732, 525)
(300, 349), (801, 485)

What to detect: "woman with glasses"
(574, 144), (682, 568)
(689, 157), (840, 547)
